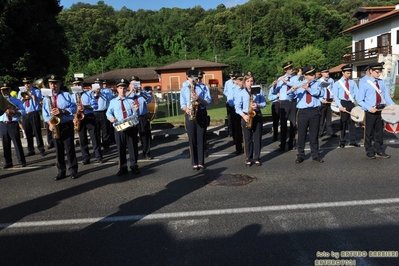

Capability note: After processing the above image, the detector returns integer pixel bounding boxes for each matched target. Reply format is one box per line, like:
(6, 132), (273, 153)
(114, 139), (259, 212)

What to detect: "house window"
(169, 76), (180, 90)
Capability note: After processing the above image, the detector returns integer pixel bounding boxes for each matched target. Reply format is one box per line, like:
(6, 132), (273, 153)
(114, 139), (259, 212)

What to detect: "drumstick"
(342, 110), (359, 119)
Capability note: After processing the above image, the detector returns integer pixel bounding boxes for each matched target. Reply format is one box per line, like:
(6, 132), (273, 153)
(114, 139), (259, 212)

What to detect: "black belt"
(94, 110), (107, 113)
(1, 121), (17, 124)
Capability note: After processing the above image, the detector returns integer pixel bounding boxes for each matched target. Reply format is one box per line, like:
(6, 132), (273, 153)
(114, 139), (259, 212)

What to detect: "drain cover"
(206, 174), (255, 186)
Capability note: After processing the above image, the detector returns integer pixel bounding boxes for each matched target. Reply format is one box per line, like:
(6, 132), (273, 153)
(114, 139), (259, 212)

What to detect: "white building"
(341, 5), (399, 80)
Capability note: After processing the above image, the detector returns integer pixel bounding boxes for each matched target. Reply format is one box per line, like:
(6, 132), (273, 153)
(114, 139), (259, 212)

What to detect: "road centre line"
(2, 197), (399, 229)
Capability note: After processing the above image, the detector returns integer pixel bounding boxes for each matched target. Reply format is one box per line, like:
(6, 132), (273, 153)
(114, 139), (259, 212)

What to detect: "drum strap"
(366, 79), (386, 105)
(338, 79), (354, 103)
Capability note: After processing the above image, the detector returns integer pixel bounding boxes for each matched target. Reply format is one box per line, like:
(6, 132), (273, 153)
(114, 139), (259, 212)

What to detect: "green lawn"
(152, 95), (272, 124)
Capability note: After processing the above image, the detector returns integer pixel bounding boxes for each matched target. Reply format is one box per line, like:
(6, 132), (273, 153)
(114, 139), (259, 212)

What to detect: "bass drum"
(146, 91), (158, 121)
(382, 105), (399, 133)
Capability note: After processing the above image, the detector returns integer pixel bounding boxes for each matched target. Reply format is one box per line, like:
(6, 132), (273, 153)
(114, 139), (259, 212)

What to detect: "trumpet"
(21, 90), (32, 100)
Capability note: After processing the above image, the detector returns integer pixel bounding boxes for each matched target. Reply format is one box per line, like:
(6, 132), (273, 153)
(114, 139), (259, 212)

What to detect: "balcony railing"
(343, 45), (392, 63)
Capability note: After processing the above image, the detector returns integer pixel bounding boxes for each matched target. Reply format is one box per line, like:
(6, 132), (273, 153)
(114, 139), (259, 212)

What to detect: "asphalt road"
(1, 124), (399, 266)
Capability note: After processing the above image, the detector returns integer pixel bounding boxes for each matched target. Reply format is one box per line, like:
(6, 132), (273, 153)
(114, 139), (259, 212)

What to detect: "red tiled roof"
(84, 67), (159, 83)
(342, 6), (399, 34)
(154, 59), (228, 71)
(329, 63), (347, 73)
(351, 6), (396, 17)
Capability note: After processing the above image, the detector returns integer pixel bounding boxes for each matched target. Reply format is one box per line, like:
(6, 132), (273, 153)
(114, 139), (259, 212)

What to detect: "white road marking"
(2, 197), (399, 229)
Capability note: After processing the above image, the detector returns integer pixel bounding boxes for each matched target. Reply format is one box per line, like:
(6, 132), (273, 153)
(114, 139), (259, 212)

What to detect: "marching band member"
(18, 77), (45, 156)
(73, 78), (103, 164)
(128, 75), (153, 160)
(318, 67), (337, 138)
(235, 71), (266, 166)
(332, 64), (359, 148)
(274, 61), (297, 151)
(180, 68), (212, 171)
(92, 78), (115, 150)
(1, 84), (26, 169)
(106, 78), (140, 176)
(268, 77), (280, 142)
(10, 90), (27, 139)
(288, 65), (324, 163)
(231, 71), (244, 155)
(224, 70), (236, 138)
(42, 75), (78, 180)
(355, 62), (395, 159)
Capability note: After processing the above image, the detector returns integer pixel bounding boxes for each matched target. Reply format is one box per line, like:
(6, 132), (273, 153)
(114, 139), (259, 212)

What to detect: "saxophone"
(246, 93), (256, 129)
(48, 96), (61, 139)
(189, 80), (198, 121)
(74, 92), (84, 131)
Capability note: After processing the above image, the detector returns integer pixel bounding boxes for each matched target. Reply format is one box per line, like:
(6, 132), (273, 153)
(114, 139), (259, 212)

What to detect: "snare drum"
(330, 102), (339, 113)
(114, 114), (139, 132)
(381, 105), (399, 133)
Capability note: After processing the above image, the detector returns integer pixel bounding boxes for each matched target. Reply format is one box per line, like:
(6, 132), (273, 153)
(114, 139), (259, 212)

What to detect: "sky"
(59, 0), (249, 11)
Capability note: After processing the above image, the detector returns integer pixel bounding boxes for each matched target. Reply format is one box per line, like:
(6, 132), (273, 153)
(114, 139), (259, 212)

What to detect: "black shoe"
(96, 158), (104, 164)
(295, 157), (304, 163)
(82, 159), (90, 165)
(375, 152), (390, 159)
(40, 150), (46, 156)
(130, 166), (141, 174)
(278, 146), (285, 151)
(198, 165), (205, 171)
(330, 134), (338, 138)
(116, 167), (128, 176)
(255, 161), (262, 166)
(235, 151), (242, 156)
(366, 153), (376, 159)
(2, 164), (13, 169)
(55, 173), (66, 181)
(21, 163), (26, 167)
(349, 143), (360, 147)
(47, 145), (54, 149)
(313, 157), (324, 163)
(26, 151), (35, 157)
(246, 161), (252, 167)
(193, 166), (199, 171)
(145, 156), (153, 160)
(339, 144), (345, 148)
(71, 173), (79, 179)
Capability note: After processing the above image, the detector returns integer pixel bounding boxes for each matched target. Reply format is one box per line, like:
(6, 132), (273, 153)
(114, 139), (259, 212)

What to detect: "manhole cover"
(206, 174), (256, 186)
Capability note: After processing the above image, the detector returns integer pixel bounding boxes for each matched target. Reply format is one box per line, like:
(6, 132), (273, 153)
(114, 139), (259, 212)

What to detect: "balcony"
(343, 45), (392, 63)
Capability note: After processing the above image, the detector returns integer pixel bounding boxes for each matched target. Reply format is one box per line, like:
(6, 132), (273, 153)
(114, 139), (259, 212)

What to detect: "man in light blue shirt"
(92, 78), (115, 150)
(274, 61), (297, 151)
(0, 83), (26, 169)
(332, 64), (359, 148)
(355, 62), (395, 159)
(288, 65), (324, 163)
(106, 78), (140, 176)
(42, 74), (78, 180)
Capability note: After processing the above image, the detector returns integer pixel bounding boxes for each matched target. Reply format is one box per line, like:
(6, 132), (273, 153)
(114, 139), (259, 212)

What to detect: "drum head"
(330, 102), (339, 113)
(351, 106), (364, 123)
(381, 105), (399, 124)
